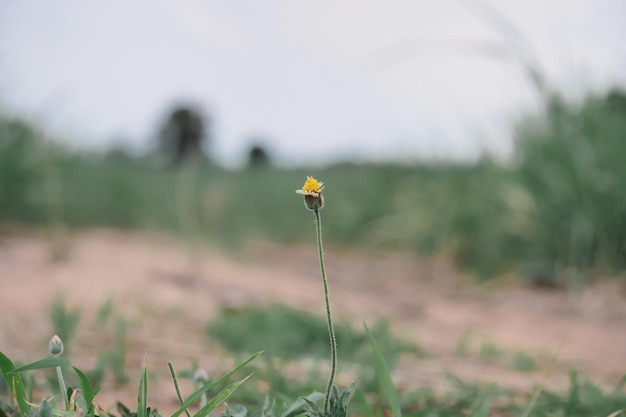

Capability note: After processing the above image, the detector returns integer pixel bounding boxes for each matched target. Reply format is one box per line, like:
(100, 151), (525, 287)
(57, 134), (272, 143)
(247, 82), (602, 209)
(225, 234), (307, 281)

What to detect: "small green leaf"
(0, 351), (29, 415)
(193, 374), (252, 417)
(282, 392), (324, 417)
(339, 379), (357, 407)
(171, 351), (262, 417)
(38, 399), (54, 417)
(117, 401), (132, 417)
(74, 367), (95, 417)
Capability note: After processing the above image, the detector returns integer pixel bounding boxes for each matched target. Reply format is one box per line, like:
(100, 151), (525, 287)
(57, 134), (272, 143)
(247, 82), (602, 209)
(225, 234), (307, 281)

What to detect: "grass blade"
(0, 351), (29, 415)
(9, 357), (72, 374)
(168, 362), (192, 417)
(193, 374), (252, 417)
(137, 366), (148, 417)
(171, 351), (262, 417)
(73, 367), (95, 417)
(364, 322), (401, 417)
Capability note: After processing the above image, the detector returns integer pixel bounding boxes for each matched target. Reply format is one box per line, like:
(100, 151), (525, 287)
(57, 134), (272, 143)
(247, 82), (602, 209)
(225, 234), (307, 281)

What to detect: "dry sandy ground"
(1, 229), (625, 414)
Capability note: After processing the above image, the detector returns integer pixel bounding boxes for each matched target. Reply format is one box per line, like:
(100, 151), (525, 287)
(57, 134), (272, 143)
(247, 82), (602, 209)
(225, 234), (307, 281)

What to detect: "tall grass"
(1, 88), (625, 285)
(513, 91), (626, 286)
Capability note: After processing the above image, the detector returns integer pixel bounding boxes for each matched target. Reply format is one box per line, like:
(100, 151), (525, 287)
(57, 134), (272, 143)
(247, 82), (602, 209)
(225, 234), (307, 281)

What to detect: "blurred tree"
(158, 105), (208, 165)
(246, 142), (272, 169)
(514, 88), (626, 286)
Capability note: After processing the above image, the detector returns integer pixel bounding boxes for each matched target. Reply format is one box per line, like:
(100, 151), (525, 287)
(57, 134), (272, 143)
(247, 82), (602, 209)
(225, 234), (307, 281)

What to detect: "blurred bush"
(0, 117), (43, 222)
(512, 89), (626, 286)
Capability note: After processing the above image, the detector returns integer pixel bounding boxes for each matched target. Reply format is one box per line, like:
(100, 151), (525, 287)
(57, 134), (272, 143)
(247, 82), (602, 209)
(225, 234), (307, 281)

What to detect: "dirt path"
(1, 229), (625, 413)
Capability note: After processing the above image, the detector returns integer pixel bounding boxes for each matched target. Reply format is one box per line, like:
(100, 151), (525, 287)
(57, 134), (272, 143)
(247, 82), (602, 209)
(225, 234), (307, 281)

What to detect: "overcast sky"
(1, 1), (625, 166)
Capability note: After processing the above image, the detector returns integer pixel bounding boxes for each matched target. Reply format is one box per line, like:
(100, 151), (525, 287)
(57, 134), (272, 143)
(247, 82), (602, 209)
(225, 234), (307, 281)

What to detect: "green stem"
(56, 366), (69, 410)
(314, 209), (337, 415)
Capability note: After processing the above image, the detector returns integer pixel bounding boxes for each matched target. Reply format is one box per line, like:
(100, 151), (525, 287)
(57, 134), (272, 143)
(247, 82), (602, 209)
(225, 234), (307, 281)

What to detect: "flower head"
(296, 176), (324, 197)
(296, 176), (325, 211)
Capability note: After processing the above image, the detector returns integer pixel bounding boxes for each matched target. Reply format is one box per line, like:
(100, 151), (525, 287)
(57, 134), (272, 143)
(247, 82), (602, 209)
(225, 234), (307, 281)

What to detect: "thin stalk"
(314, 209), (337, 414)
(200, 392), (209, 409)
(56, 366), (69, 410)
(168, 363), (192, 417)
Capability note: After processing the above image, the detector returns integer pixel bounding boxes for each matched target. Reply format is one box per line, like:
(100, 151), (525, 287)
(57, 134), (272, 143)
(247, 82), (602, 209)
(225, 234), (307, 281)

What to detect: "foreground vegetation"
(2, 298), (626, 417)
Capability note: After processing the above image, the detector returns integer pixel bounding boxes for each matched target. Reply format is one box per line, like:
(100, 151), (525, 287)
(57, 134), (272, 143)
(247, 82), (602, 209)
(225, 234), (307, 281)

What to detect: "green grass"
(2, 315), (626, 417)
(206, 304), (420, 366)
(456, 334), (540, 373)
(1, 297), (625, 417)
(2, 89), (626, 285)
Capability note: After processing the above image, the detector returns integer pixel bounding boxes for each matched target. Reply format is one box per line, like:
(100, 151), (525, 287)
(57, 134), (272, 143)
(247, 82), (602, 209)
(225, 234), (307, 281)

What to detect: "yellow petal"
(301, 176), (324, 193)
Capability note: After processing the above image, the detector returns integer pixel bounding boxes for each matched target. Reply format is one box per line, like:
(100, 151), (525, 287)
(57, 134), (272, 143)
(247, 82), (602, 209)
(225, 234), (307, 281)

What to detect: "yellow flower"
(296, 176), (325, 210)
(296, 176), (324, 197)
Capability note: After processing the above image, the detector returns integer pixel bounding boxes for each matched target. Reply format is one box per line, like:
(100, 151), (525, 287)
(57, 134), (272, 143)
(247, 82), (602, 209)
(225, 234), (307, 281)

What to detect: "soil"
(1, 229), (625, 414)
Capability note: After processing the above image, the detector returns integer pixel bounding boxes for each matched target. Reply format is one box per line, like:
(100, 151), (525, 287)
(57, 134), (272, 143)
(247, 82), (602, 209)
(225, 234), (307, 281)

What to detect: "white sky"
(1, 0), (625, 166)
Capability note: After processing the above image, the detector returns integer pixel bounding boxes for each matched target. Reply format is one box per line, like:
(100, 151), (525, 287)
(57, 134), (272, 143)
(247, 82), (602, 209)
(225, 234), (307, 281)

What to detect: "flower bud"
(193, 368), (209, 387)
(295, 176), (325, 211)
(48, 334), (64, 357)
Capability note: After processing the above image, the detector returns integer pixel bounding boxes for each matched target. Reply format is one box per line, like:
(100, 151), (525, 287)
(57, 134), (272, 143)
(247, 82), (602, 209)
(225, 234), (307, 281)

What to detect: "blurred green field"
(1, 88), (625, 287)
